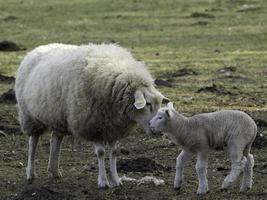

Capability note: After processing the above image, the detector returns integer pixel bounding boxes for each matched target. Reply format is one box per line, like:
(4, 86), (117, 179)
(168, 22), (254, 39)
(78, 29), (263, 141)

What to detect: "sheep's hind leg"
(48, 131), (64, 179)
(26, 135), (39, 184)
(196, 151), (209, 195)
(108, 141), (122, 187)
(221, 144), (246, 191)
(95, 143), (110, 188)
(174, 150), (192, 190)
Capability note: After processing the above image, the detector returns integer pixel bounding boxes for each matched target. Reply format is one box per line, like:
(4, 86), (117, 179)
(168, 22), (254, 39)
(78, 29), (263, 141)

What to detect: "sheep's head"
(129, 86), (169, 135)
(149, 102), (175, 135)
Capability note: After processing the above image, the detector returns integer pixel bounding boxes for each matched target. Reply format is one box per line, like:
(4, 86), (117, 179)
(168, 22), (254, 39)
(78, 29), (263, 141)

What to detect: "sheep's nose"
(148, 121), (151, 127)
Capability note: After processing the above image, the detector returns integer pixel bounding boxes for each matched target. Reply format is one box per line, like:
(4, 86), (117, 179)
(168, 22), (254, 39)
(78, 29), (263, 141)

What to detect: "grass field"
(0, 0), (267, 199)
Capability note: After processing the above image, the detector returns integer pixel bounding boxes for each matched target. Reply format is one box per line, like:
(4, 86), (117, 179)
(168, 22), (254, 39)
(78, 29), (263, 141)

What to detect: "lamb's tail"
(240, 125), (256, 192)
(243, 124), (257, 157)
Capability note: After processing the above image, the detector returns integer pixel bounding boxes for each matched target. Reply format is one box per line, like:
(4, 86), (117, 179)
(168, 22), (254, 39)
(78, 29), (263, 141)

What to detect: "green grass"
(0, 0), (267, 199)
(0, 0), (266, 112)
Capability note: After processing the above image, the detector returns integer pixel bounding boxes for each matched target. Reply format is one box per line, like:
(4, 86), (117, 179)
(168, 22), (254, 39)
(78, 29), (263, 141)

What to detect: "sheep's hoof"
(110, 178), (123, 188)
(26, 172), (36, 184)
(26, 167), (36, 184)
(27, 178), (34, 185)
(48, 170), (62, 179)
(98, 179), (110, 189)
(98, 183), (110, 189)
(174, 187), (181, 191)
(220, 188), (228, 192)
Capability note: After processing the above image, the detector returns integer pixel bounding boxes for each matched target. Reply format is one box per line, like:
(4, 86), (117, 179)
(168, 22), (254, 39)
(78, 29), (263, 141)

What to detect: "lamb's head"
(149, 102), (175, 135)
(129, 86), (169, 134)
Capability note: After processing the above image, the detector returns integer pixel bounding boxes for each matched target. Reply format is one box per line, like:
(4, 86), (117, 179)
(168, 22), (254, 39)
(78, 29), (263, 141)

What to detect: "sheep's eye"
(146, 102), (153, 112)
(158, 116), (162, 120)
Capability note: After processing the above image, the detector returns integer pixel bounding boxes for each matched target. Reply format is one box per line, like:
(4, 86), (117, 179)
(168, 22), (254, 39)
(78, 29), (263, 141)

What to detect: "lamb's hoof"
(240, 186), (251, 193)
(197, 192), (206, 196)
(197, 187), (208, 196)
(221, 188), (228, 192)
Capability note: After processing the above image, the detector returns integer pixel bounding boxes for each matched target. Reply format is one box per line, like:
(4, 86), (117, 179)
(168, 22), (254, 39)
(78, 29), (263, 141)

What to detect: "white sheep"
(149, 103), (257, 195)
(15, 43), (169, 188)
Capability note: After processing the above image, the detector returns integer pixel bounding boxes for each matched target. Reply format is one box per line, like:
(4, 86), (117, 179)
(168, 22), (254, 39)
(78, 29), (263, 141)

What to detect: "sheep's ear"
(134, 90), (146, 109)
(167, 102), (174, 110)
(165, 109), (173, 118)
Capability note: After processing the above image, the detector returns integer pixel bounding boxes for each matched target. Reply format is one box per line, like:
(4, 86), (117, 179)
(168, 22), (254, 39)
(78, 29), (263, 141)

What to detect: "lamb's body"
(16, 43), (167, 188)
(171, 110), (256, 153)
(149, 104), (257, 195)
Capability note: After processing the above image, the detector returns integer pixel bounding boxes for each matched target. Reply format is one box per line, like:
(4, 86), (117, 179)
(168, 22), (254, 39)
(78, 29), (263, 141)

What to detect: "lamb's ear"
(162, 97), (170, 105)
(165, 109), (173, 118)
(134, 90), (146, 109)
(167, 102), (174, 110)
(157, 92), (169, 106)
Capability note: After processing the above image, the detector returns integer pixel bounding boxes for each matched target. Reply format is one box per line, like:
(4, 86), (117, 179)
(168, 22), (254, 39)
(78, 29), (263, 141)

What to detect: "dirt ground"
(0, 97), (267, 200)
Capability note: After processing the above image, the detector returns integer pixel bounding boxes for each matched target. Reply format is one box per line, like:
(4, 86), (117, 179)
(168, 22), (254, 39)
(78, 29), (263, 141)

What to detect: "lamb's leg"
(240, 153), (254, 192)
(221, 145), (246, 190)
(174, 150), (193, 190)
(196, 151), (209, 195)
(95, 143), (110, 188)
(108, 141), (122, 187)
(26, 135), (39, 184)
(47, 132), (63, 179)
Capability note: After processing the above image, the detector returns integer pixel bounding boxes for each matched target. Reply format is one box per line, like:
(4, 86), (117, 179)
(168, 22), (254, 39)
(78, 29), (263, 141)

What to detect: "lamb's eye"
(158, 116), (162, 120)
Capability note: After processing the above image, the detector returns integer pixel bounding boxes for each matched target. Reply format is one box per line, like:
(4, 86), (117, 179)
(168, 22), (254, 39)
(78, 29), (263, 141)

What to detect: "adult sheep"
(15, 43), (169, 188)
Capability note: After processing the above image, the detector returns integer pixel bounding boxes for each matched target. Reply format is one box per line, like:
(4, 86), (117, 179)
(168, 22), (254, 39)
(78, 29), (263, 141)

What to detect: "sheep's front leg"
(196, 152), (209, 195)
(109, 141), (122, 187)
(95, 143), (110, 188)
(26, 135), (39, 184)
(48, 132), (63, 179)
(174, 150), (193, 190)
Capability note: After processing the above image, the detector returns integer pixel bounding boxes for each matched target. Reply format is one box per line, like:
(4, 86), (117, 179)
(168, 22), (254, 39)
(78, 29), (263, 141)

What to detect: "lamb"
(149, 103), (257, 195)
(15, 43), (169, 188)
